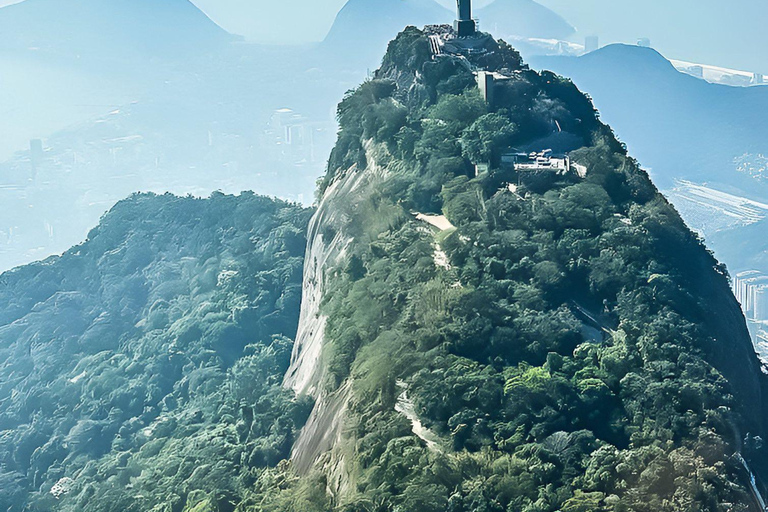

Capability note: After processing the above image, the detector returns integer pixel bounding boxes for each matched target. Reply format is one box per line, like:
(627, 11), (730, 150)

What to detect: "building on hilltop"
(426, 0), (493, 58)
(508, 149), (570, 173)
(475, 70), (515, 104)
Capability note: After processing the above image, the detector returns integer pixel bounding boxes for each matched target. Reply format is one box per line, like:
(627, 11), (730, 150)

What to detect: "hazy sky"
(191, 0), (349, 44)
(0, 0), (765, 71)
(192, 0), (768, 72)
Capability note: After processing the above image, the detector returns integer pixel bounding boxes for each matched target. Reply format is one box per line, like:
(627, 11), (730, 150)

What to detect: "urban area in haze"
(1, 0), (768, 511)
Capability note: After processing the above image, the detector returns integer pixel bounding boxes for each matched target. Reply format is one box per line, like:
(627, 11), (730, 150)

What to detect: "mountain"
(477, 0), (575, 41)
(321, 0), (452, 67)
(0, 0), (233, 60)
(529, 0), (768, 73)
(3, 23), (768, 512)
(528, 45), (768, 193)
(269, 28), (768, 510)
(0, 192), (312, 511)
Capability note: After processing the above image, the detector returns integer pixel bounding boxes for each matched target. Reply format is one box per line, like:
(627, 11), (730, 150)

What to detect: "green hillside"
(257, 28), (768, 512)
(0, 192), (311, 511)
(1, 25), (767, 512)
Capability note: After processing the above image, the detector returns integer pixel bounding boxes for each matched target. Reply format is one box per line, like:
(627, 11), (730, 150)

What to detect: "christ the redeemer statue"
(456, 0), (477, 37)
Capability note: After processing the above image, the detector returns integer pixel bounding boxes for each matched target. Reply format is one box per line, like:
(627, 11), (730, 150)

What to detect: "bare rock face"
(284, 141), (391, 491)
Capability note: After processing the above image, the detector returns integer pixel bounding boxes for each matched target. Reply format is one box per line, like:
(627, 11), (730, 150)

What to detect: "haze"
(194, 0), (767, 71)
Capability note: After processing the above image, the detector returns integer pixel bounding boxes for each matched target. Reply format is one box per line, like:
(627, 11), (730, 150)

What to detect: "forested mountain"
(2, 23), (768, 512)
(0, 192), (312, 511)
(259, 28), (768, 511)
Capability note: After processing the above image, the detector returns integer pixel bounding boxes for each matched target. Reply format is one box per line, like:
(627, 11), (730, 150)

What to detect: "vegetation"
(0, 192), (312, 511)
(1, 26), (765, 512)
(266, 27), (767, 511)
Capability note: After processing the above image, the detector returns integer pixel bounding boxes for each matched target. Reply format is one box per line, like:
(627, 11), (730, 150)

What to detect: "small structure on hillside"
(475, 70), (514, 104)
(426, 24), (493, 57)
(510, 149), (570, 173)
(499, 149), (587, 188)
(426, 0), (493, 57)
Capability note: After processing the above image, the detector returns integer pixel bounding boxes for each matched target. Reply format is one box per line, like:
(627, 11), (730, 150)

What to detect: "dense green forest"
(0, 192), (312, 511)
(253, 28), (768, 511)
(2, 26), (767, 512)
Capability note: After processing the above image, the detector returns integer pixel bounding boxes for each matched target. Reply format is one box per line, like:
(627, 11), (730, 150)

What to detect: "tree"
(461, 113), (517, 164)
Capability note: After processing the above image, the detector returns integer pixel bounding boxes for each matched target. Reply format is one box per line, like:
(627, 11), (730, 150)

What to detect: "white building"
(584, 36), (599, 54)
(734, 271), (768, 322)
(513, 149), (570, 173)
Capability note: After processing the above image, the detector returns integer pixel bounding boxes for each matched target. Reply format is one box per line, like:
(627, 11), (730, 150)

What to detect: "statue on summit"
(455, 0), (477, 37)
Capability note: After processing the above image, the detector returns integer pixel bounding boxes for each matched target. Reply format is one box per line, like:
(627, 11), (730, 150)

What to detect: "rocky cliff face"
(284, 141), (393, 496)
(276, 27), (768, 512)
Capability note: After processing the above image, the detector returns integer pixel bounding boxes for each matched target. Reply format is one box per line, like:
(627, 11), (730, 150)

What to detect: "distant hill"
(321, 0), (452, 66)
(478, 0), (575, 41)
(525, 0), (768, 73)
(529, 44), (768, 192)
(0, 0), (233, 60)
(0, 192), (312, 511)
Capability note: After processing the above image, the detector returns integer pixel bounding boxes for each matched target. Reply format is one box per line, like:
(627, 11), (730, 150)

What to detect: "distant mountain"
(530, 44), (768, 192)
(321, 0), (452, 66)
(0, 0), (233, 60)
(478, 0), (575, 41)
(525, 0), (768, 73)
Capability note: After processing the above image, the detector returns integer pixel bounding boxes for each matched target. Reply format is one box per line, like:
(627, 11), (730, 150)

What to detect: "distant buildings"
(584, 36), (599, 54)
(753, 73), (764, 85)
(688, 65), (704, 78)
(29, 139), (43, 178)
(734, 271), (768, 323)
(734, 271), (768, 365)
(265, 108), (335, 165)
(637, 38), (652, 48)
